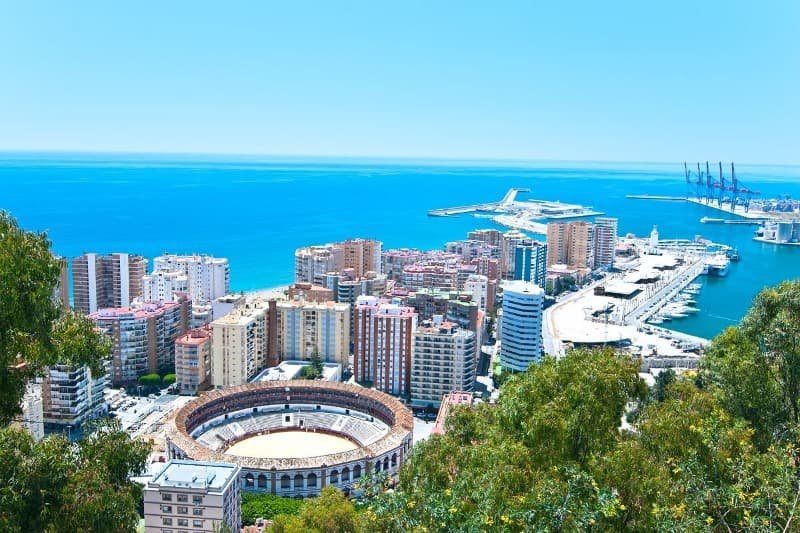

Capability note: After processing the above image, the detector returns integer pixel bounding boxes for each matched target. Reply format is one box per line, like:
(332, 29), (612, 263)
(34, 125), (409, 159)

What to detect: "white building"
(411, 317), (477, 407)
(499, 280), (544, 372)
(41, 363), (108, 434)
(144, 460), (241, 533)
(594, 217), (618, 269)
(294, 244), (344, 285)
(276, 299), (350, 365)
(500, 230), (530, 279)
(463, 274), (489, 311)
(142, 270), (189, 303)
(210, 300), (269, 388)
(152, 254), (230, 304)
(19, 383), (44, 442)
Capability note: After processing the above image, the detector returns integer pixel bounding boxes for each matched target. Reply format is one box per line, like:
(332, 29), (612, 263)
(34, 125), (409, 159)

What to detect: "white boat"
(705, 254), (730, 276)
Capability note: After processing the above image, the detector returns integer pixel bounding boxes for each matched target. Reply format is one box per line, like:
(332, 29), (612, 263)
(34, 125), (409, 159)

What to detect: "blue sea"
(2, 152), (799, 340)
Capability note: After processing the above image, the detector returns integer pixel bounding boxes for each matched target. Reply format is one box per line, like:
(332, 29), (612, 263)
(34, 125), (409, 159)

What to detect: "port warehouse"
(165, 381), (413, 498)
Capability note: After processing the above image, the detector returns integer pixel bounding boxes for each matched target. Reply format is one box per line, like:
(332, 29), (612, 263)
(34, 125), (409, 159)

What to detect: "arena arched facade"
(165, 381), (414, 498)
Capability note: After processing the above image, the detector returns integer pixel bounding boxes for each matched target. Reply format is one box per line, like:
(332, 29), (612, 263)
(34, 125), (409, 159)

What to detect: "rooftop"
(150, 460), (239, 491)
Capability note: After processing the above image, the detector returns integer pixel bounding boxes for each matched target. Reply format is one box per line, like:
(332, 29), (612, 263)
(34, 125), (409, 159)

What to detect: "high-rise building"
(546, 223), (569, 267)
(55, 257), (70, 311)
(546, 221), (595, 269)
(72, 253), (148, 314)
(151, 254), (230, 304)
(593, 217), (618, 269)
(463, 274), (489, 311)
(353, 297), (417, 396)
(342, 238), (382, 278)
(568, 221), (595, 269)
(294, 244), (344, 285)
(276, 299), (350, 365)
(175, 326), (213, 395)
(401, 264), (459, 291)
(142, 270), (189, 303)
(210, 299), (270, 388)
(499, 280), (544, 372)
(18, 383), (44, 442)
(42, 363), (108, 432)
(500, 230), (530, 279)
(514, 242), (548, 287)
(411, 317), (477, 407)
(381, 249), (428, 281)
(143, 460), (241, 533)
(468, 229), (503, 247)
(286, 283), (334, 303)
(90, 297), (190, 385)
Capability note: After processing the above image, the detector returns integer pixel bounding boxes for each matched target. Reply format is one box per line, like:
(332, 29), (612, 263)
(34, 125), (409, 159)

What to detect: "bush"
(242, 493), (303, 525)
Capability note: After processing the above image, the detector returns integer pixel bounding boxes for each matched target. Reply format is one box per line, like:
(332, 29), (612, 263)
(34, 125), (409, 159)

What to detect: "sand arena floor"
(224, 431), (359, 458)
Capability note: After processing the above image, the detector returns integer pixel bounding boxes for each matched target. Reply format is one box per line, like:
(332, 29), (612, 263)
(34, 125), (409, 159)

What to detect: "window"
(162, 517), (173, 526)
(177, 506), (188, 514)
(178, 518), (189, 527)
(162, 505), (172, 513)
(161, 493), (173, 501)
(192, 508), (203, 516)
(192, 496), (203, 505)
(177, 494), (188, 503)
(193, 520), (204, 528)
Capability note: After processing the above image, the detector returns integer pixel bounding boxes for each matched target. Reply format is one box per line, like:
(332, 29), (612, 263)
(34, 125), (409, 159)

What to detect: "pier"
(626, 194), (687, 201)
(428, 187), (529, 216)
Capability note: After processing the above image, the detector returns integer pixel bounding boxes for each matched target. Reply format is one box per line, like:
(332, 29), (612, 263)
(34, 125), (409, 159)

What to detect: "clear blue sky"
(0, 1), (797, 163)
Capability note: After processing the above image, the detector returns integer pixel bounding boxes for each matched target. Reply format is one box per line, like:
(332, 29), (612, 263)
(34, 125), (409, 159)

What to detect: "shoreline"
(243, 285), (291, 299)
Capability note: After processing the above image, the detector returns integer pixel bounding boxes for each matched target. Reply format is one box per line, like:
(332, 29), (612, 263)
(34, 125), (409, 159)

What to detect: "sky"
(0, 1), (797, 164)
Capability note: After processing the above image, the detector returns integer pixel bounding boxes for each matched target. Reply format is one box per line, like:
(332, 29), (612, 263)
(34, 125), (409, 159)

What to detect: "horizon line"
(0, 148), (798, 169)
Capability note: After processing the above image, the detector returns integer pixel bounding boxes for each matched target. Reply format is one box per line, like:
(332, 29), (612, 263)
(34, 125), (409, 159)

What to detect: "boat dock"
(626, 258), (708, 324)
(428, 187), (529, 216)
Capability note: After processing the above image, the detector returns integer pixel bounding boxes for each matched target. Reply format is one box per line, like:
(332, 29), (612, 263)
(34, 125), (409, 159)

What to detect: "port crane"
(683, 161), (760, 211)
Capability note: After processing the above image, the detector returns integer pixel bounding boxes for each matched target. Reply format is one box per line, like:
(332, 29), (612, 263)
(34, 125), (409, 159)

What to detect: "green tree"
(651, 368), (676, 403)
(269, 487), (361, 533)
(0, 212), (108, 424)
(0, 420), (149, 532)
(241, 493), (303, 525)
(162, 373), (176, 386)
(138, 372), (161, 393)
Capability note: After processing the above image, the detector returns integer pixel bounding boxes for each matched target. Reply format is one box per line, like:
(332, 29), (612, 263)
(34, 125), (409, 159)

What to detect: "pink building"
(89, 297), (190, 385)
(353, 297), (417, 396)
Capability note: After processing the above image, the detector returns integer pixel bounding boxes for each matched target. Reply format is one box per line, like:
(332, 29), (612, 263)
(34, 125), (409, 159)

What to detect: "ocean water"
(2, 152), (799, 340)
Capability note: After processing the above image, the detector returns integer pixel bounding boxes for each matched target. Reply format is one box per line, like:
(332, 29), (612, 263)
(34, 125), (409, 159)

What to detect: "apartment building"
(514, 242), (548, 287)
(276, 299), (350, 365)
(294, 244), (344, 285)
(41, 363), (108, 433)
(210, 299), (271, 388)
(143, 460), (241, 533)
(175, 326), (213, 395)
(142, 270), (189, 303)
(72, 252), (148, 314)
(342, 238), (382, 278)
(500, 230), (530, 279)
(499, 280), (544, 372)
(151, 254), (230, 304)
(411, 318), (477, 407)
(90, 297), (190, 385)
(353, 297), (417, 396)
(593, 217), (618, 269)
(467, 228), (503, 247)
(546, 221), (595, 269)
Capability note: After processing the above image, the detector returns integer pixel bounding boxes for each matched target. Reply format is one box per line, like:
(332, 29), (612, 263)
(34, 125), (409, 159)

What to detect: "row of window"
(161, 493), (203, 505)
(161, 517), (204, 527)
(160, 505), (204, 516)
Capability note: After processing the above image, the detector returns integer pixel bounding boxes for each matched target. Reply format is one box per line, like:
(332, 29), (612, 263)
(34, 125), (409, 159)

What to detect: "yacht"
(705, 254), (730, 277)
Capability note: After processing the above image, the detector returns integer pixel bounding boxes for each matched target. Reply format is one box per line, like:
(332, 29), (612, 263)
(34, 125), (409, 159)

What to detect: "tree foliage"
(268, 487), (361, 533)
(0, 212), (110, 424)
(242, 493), (303, 525)
(0, 420), (149, 532)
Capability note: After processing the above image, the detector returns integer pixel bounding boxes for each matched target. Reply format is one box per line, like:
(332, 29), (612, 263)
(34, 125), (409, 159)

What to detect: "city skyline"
(0, 1), (798, 164)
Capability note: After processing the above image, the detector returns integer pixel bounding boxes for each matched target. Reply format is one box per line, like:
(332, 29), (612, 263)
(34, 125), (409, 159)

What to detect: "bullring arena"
(165, 381), (414, 498)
